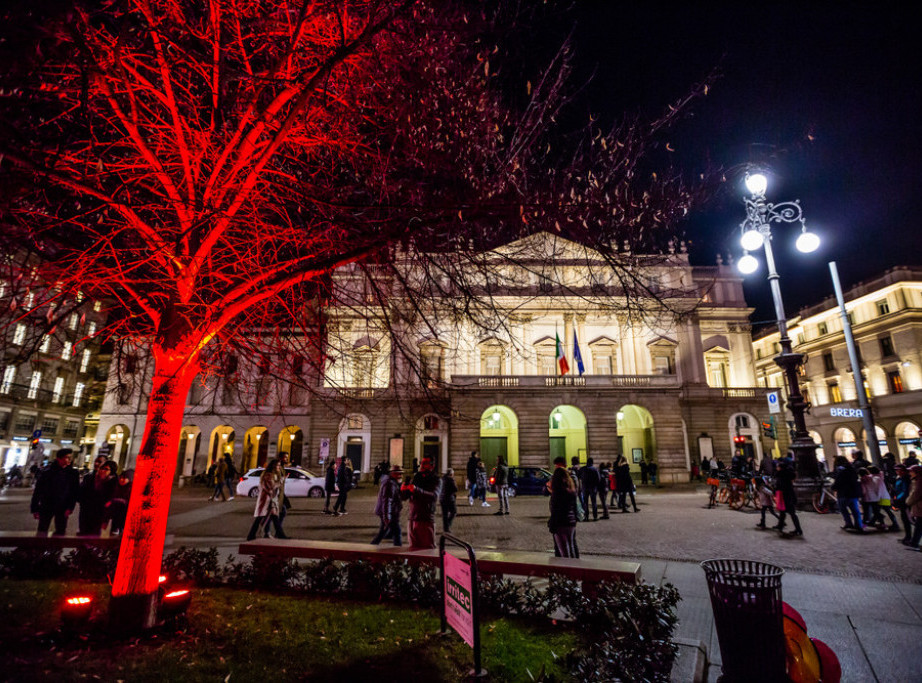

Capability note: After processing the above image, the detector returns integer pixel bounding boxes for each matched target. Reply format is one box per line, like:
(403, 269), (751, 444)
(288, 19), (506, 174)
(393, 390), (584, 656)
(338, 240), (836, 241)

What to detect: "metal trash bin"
(701, 559), (786, 683)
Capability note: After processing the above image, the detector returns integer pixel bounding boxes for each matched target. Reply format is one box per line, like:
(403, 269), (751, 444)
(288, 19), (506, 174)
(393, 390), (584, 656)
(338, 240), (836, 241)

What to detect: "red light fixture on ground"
(159, 589), (192, 620)
(62, 595), (94, 626)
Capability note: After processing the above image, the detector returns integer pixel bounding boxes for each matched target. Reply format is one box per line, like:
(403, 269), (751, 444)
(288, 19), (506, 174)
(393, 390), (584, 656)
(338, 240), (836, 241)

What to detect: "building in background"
(96, 233), (776, 484)
(753, 266), (922, 463)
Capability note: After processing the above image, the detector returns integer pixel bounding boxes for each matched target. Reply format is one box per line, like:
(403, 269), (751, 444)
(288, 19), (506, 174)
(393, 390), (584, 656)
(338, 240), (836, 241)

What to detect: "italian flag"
(555, 332), (570, 375)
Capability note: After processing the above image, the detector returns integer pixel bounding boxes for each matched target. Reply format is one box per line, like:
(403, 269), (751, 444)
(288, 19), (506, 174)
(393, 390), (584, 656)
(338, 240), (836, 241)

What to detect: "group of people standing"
(370, 455), (444, 549)
(572, 456), (641, 521)
(30, 449), (132, 537)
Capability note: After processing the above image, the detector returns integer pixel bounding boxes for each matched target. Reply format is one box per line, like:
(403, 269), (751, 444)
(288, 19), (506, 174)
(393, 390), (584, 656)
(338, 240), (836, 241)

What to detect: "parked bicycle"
(728, 477), (758, 510)
(812, 476), (838, 514)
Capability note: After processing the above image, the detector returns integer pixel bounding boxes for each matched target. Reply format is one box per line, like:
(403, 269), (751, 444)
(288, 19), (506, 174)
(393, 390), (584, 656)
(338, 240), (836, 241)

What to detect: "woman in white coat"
(246, 459), (288, 540)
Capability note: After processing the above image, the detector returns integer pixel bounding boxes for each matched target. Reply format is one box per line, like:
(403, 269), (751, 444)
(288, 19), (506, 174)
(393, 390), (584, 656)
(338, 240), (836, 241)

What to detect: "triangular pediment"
(489, 231), (604, 263)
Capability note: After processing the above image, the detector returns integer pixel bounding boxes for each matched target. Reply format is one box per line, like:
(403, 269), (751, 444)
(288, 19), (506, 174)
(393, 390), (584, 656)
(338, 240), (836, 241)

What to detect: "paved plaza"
(2, 483), (920, 681)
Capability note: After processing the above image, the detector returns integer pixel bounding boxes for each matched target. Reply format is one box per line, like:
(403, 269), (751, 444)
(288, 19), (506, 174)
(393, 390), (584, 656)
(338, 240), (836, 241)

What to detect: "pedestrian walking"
(894, 464), (913, 545)
(579, 457), (604, 520)
(267, 453), (291, 537)
(371, 465), (403, 546)
(105, 467), (132, 535)
(332, 457), (353, 515)
(493, 456), (510, 515)
(597, 461), (611, 518)
(754, 477), (779, 529)
(775, 456), (803, 537)
(440, 468), (458, 532)
(30, 448), (80, 536)
(246, 459), (287, 540)
(466, 451), (480, 500)
(211, 455), (229, 501)
(401, 456), (442, 550)
(322, 460), (336, 514)
(223, 454), (238, 500)
(474, 461), (489, 507)
(832, 455), (864, 531)
(77, 454), (116, 535)
(905, 465), (922, 551)
(615, 455), (639, 512)
(548, 456), (579, 558)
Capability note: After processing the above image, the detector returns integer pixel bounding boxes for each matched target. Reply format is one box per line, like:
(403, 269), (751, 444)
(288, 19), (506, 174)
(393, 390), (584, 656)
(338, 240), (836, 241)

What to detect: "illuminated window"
(76, 290), (84, 302)
(423, 415), (440, 430)
(1, 366), (15, 393)
(61, 341), (73, 361)
(68, 313), (78, 330)
(80, 349), (91, 373)
(93, 300), (102, 312)
(828, 382), (842, 403)
(25, 292), (35, 309)
(353, 350), (375, 387)
(887, 371), (904, 394)
(347, 415), (363, 430)
(28, 371), (42, 399)
(595, 355), (612, 375)
(73, 382), (85, 407)
(40, 335), (51, 353)
(52, 377), (65, 403)
(707, 358), (728, 387)
(537, 347), (555, 375)
(13, 324), (26, 346)
(41, 417), (59, 436)
(87, 322), (97, 337)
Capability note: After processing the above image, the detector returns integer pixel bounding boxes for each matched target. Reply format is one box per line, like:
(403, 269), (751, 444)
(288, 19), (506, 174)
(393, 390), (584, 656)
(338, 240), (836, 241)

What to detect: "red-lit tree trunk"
(109, 338), (201, 629)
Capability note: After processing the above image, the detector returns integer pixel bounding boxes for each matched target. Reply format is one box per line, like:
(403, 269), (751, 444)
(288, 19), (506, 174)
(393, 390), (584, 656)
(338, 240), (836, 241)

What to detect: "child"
(755, 477), (779, 528)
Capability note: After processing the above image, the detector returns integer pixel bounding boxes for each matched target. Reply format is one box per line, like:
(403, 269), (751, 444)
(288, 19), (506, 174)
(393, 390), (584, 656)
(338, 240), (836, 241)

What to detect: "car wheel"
(507, 487), (517, 498)
(308, 486), (324, 498)
(248, 487), (258, 498)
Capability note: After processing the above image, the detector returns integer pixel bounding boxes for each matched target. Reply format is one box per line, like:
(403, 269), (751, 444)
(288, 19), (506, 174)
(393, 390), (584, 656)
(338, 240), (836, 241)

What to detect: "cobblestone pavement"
(3, 483), (920, 583)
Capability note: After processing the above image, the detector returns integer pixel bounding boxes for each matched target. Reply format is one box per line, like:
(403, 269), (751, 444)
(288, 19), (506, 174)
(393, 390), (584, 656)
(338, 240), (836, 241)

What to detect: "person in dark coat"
(78, 454), (116, 535)
(401, 455), (442, 549)
(775, 456), (803, 537)
(440, 468), (459, 533)
(548, 456), (579, 557)
(31, 448), (80, 536)
(579, 457), (604, 520)
(322, 460), (336, 514)
(105, 466), (132, 535)
(371, 465), (403, 545)
(332, 457), (353, 515)
(615, 455), (639, 512)
(466, 451), (480, 502)
(831, 455), (864, 531)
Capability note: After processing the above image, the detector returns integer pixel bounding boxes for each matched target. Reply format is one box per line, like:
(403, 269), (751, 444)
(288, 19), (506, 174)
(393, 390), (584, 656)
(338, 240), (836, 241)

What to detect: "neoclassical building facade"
(753, 265), (922, 463)
(96, 233), (777, 484)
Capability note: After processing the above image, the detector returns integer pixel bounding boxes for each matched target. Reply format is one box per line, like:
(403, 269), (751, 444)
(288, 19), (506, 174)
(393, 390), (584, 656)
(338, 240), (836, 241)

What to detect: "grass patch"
(1, 580), (577, 682)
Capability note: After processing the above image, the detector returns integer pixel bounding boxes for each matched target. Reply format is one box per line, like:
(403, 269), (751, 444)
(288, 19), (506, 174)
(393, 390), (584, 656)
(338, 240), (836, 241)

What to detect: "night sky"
(560, 2), (920, 326)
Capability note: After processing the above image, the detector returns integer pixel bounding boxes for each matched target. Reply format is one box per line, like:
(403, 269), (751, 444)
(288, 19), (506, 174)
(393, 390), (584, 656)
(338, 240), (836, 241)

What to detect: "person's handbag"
(774, 489), (786, 512)
(283, 494), (292, 510)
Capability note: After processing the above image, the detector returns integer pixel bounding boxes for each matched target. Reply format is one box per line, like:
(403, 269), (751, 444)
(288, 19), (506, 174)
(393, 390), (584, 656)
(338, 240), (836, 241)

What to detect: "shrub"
(161, 546), (221, 584)
(0, 549), (66, 579)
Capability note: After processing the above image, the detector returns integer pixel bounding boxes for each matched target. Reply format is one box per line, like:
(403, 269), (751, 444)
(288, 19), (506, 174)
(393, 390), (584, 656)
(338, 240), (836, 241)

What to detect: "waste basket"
(701, 558), (785, 683)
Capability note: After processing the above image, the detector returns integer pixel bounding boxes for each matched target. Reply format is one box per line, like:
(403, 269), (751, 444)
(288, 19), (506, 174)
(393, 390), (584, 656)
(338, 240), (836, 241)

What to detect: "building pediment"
(489, 231), (603, 264)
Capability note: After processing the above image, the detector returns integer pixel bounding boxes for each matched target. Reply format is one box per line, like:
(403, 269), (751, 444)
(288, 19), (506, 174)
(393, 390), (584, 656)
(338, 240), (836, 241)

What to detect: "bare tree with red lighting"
(0, 0), (715, 627)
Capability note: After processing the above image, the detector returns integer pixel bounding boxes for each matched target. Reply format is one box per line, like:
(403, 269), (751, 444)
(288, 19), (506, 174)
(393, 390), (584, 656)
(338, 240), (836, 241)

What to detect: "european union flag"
(573, 330), (585, 375)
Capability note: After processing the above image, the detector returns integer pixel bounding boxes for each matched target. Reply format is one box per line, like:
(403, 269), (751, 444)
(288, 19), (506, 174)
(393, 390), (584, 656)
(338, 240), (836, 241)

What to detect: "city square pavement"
(2, 482), (920, 681)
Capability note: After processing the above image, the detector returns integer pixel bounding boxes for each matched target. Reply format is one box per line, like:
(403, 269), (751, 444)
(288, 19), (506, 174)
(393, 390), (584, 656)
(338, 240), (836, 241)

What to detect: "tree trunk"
(109, 343), (199, 631)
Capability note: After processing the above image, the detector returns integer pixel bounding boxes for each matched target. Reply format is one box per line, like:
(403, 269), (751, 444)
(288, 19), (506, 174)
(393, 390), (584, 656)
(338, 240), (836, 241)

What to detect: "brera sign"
(829, 407), (864, 419)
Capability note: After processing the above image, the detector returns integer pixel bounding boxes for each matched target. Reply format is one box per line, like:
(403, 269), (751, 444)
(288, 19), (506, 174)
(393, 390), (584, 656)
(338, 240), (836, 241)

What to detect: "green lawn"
(1, 580), (578, 681)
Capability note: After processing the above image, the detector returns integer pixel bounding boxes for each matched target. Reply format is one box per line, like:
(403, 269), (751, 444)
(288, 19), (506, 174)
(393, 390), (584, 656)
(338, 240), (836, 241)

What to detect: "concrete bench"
(237, 539), (641, 585)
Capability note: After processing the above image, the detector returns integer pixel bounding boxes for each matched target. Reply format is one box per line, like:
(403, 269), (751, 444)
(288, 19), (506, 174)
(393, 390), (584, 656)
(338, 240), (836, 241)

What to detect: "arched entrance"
(479, 405), (519, 471)
(178, 426), (202, 477)
(616, 405), (655, 475)
(834, 427), (857, 459)
(895, 421), (921, 462)
(243, 426), (269, 471)
(808, 431), (825, 464)
(860, 425), (888, 460)
(548, 405), (587, 467)
(416, 414), (449, 472)
(728, 413), (764, 466)
(278, 426), (304, 467)
(337, 414), (370, 474)
(104, 424), (131, 468)
(209, 426), (235, 470)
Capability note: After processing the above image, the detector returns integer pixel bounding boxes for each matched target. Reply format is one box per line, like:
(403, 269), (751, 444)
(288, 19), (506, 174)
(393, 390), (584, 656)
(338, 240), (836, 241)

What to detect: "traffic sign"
(766, 390), (781, 414)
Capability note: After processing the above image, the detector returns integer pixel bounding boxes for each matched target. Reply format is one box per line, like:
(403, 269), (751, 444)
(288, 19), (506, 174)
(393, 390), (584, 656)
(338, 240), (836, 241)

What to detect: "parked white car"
(236, 467), (327, 498)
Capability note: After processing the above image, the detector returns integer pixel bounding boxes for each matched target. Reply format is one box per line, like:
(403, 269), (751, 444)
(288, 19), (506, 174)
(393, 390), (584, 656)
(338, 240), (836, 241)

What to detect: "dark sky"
(561, 2), (920, 326)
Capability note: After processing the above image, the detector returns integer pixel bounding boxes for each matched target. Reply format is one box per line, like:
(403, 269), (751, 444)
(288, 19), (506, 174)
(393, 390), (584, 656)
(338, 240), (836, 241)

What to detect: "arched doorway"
(808, 431), (825, 464)
(209, 426), (235, 470)
(278, 426), (304, 467)
(616, 405), (655, 475)
(548, 405), (587, 467)
(728, 413), (764, 466)
(860, 425), (888, 460)
(178, 426), (202, 477)
(337, 414), (370, 474)
(479, 405), (519, 471)
(243, 426), (269, 471)
(834, 427), (857, 459)
(104, 424), (131, 468)
(895, 421), (921, 462)
(416, 414), (449, 472)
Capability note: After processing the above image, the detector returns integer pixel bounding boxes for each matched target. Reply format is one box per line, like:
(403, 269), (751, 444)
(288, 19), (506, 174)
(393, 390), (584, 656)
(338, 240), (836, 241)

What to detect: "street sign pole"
(440, 533), (485, 679)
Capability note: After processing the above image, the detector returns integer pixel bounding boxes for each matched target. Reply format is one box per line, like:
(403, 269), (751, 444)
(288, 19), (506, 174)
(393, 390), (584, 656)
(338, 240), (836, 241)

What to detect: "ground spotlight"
(61, 595), (94, 627)
(159, 588), (192, 620)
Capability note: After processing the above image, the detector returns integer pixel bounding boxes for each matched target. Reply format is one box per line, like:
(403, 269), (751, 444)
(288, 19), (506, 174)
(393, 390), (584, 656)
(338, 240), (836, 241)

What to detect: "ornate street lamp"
(737, 172), (821, 484)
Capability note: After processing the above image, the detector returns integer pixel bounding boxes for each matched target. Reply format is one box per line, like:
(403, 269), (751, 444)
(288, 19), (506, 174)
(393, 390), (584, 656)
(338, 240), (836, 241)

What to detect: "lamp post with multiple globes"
(736, 172), (822, 484)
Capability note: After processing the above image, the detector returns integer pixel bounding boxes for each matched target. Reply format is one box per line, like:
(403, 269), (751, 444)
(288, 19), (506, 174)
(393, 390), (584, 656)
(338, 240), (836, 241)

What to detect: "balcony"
(450, 374), (681, 389)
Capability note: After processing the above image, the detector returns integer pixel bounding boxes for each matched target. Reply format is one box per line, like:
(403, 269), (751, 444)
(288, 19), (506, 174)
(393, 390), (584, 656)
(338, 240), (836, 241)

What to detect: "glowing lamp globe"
(737, 253), (759, 274)
(745, 173), (768, 196)
(740, 229), (764, 251)
(796, 230), (820, 253)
